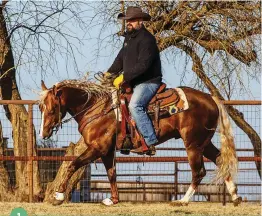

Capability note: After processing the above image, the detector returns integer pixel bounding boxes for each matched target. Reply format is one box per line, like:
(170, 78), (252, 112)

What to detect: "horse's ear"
(52, 85), (62, 97)
(41, 80), (48, 90)
(56, 89), (62, 97)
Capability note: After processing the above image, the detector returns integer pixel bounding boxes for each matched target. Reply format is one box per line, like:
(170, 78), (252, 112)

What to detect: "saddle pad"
(166, 88), (189, 115)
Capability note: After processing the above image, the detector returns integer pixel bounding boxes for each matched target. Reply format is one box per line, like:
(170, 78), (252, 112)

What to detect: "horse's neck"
(62, 87), (111, 124)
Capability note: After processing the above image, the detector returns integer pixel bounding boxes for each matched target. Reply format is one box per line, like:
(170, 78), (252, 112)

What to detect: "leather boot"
(130, 145), (156, 156)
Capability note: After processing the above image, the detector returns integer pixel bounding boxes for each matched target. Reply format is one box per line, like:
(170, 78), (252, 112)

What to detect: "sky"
(9, 2), (260, 101)
(18, 42), (261, 101)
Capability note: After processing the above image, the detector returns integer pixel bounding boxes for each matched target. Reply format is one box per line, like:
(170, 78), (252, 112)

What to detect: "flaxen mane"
(39, 79), (111, 104)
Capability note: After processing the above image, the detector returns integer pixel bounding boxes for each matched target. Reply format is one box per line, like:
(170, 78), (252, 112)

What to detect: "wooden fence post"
(174, 162), (178, 200)
(27, 104), (33, 202)
(223, 182), (226, 206)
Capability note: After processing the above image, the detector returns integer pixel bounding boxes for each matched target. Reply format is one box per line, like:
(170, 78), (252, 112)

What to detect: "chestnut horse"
(39, 79), (242, 206)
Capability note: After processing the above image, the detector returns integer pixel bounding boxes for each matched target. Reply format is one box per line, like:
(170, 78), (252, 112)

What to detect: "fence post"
(174, 162), (178, 200)
(27, 104), (33, 202)
(223, 182), (226, 206)
(143, 182), (146, 201)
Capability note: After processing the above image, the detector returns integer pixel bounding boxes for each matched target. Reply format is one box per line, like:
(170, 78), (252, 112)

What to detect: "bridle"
(52, 95), (63, 134)
(51, 92), (117, 134)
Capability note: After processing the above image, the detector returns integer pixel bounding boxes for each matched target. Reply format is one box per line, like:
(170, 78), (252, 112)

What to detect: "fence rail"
(0, 155), (260, 162)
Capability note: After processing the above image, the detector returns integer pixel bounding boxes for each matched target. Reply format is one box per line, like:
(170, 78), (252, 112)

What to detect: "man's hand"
(113, 74), (124, 89)
(101, 72), (118, 88)
(103, 72), (112, 79)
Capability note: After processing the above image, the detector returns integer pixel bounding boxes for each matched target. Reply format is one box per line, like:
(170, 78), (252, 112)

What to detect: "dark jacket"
(108, 25), (162, 87)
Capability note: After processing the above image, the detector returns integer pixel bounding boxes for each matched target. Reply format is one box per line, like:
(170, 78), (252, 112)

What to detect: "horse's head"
(39, 80), (65, 139)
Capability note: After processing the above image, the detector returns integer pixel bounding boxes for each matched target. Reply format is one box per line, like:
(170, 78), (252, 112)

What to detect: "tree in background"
(88, 1), (261, 176)
(0, 0), (90, 201)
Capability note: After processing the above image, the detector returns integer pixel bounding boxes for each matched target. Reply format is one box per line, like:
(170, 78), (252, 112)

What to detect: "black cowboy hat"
(117, 6), (151, 21)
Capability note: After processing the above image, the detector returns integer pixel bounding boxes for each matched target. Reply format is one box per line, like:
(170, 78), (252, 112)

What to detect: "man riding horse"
(39, 5), (242, 207)
(104, 6), (162, 155)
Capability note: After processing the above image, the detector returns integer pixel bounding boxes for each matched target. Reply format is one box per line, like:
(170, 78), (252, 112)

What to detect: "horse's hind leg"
(53, 146), (100, 205)
(172, 143), (206, 206)
(203, 142), (242, 206)
(101, 149), (119, 205)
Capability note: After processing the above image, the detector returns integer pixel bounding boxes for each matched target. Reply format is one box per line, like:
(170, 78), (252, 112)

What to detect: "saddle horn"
(41, 80), (48, 90)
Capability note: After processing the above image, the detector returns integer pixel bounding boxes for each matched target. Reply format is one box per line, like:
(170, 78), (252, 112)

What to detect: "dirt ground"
(0, 202), (260, 216)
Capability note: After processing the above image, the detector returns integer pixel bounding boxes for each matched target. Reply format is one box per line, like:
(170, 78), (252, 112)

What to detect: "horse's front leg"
(53, 146), (100, 206)
(101, 148), (119, 206)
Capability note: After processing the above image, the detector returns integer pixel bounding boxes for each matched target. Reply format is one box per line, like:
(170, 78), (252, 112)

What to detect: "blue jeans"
(128, 82), (161, 146)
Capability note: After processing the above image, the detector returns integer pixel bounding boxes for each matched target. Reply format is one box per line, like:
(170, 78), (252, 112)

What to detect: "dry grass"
(0, 202), (260, 216)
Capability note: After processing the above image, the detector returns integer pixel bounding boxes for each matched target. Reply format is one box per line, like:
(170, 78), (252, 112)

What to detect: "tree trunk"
(0, 120), (14, 201)
(44, 137), (90, 203)
(173, 43), (261, 177)
(0, 5), (42, 201)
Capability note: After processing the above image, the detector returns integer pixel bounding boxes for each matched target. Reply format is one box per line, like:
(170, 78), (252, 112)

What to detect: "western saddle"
(117, 82), (180, 155)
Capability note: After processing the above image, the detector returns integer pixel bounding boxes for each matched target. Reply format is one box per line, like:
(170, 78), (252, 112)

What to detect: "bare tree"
(87, 1), (261, 176)
(0, 0), (91, 201)
(0, 0), (260, 203)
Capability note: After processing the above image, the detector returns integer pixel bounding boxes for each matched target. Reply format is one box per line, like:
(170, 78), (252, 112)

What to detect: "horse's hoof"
(170, 201), (189, 206)
(233, 196), (242, 206)
(102, 198), (116, 206)
(52, 199), (64, 206)
(52, 192), (64, 206)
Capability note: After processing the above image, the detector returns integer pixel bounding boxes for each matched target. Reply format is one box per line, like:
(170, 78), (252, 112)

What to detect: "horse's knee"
(203, 143), (220, 164)
(69, 159), (82, 173)
(199, 166), (206, 178)
(192, 166), (206, 185)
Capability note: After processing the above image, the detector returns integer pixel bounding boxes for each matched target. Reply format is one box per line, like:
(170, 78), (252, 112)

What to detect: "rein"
(52, 95), (63, 134)
(53, 94), (117, 134)
(78, 103), (116, 134)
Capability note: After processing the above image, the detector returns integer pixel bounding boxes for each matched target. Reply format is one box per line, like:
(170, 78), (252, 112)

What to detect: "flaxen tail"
(212, 96), (238, 183)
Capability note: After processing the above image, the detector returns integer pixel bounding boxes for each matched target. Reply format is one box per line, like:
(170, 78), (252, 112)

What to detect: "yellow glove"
(103, 72), (112, 78)
(113, 74), (124, 89)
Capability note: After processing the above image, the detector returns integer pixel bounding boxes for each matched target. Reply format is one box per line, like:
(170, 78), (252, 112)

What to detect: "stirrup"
(146, 145), (156, 156)
(120, 149), (130, 155)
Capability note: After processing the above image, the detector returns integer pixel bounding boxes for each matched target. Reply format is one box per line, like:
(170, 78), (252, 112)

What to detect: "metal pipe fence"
(0, 100), (261, 204)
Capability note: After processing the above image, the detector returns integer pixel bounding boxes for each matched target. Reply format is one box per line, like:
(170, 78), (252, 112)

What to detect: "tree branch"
(1, 1), (8, 10)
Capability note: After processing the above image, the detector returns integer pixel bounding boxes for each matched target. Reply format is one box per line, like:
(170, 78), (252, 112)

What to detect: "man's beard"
(126, 23), (141, 34)
(126, 24), (135, 33)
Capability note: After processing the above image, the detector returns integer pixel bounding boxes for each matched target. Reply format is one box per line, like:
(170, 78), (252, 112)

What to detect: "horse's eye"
(48, 110), (55, 115)
(39, 104), (46, 112)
